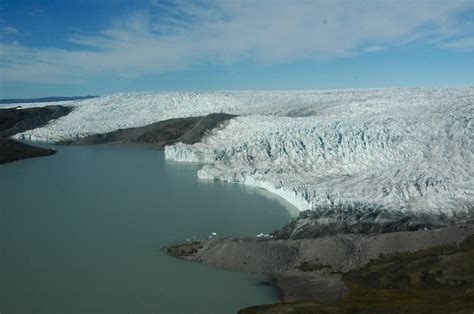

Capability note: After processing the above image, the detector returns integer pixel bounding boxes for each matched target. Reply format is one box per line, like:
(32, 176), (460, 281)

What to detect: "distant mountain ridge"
(0, 96), (97, 104)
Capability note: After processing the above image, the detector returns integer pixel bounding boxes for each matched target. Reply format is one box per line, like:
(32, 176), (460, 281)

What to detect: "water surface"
(0, 144), (295, 314)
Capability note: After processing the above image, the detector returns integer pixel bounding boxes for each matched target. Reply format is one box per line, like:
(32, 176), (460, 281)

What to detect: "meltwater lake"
(0, 144), (295, 314)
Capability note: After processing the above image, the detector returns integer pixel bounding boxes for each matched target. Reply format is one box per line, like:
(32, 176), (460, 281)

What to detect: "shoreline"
(166, 224), (474, 312)
(166, 224), (474, 274)
(0, 105), (72, 164)
(0, 138), (57, 164)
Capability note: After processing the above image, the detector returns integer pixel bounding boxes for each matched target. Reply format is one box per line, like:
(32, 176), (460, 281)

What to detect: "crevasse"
(164, 89), (473, 217)
(13, 87), (474, 217)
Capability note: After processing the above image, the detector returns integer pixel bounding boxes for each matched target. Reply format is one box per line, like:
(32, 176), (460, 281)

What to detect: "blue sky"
(0, 0), (473, 98)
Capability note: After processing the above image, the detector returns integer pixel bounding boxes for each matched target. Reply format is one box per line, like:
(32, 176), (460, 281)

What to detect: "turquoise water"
(0, 144), (295, 314)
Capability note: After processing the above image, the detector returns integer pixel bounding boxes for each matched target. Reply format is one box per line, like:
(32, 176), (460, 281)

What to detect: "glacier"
(12, 87), (474, 218)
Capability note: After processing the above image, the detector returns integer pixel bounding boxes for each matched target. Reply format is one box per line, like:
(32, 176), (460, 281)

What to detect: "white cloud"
(2, 26), (18, 34)
(439, 36), (474, 50)
(364, 46), (386, 52)
(1, 0), (473, 84)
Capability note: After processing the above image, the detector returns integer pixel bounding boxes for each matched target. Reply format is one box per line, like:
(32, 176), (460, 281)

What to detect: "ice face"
(165, 113), (473, 216)
(15, 87), (474, 217)
(165, 87), (474, 217)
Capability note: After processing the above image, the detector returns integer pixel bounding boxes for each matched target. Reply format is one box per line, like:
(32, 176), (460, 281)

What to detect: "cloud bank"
(1, 0), (473, 84)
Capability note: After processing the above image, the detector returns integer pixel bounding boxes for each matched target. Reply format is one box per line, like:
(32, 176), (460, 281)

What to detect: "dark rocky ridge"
(0, 139), (56, 164)
(63, 113), (236, 147)
(271, 207), (474, 240)
(0, 105), (72, 164)
(0, 105), (73, 138)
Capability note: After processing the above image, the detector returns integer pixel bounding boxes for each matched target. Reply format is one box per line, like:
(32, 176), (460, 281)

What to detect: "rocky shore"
(167, 224), (474, 313)
(0, 105), (72, 164)
(0, 138), (57, 164)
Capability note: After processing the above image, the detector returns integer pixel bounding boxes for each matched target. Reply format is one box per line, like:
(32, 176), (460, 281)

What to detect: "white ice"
(12, 87), (474, 217)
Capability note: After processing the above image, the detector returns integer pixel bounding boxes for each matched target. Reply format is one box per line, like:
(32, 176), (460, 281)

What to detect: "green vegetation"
(166, 241), (203, 257)
(297, 261), (332, 272)
(240, 235), (474, 313)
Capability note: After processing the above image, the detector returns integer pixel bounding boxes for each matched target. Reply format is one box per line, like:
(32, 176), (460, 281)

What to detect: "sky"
(0, 0), (473, 98)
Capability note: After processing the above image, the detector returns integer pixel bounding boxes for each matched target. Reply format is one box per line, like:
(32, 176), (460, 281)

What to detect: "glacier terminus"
(14, 87), (474, 228)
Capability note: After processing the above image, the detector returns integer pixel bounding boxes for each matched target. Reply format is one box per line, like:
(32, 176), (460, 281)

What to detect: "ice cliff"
(14, 87), (474, 218)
